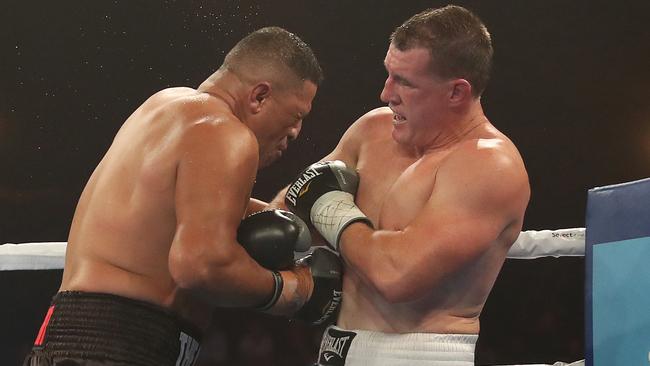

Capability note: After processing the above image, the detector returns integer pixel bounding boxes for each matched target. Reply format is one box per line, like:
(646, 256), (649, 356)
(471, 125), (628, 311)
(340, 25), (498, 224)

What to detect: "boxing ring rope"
(0, 228), (586, 366)
(0, 228), (586, 271)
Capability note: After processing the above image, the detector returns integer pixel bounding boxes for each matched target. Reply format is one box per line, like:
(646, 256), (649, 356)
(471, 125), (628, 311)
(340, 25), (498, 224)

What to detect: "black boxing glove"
(285, 160), (372, 251)
(237, 209), (311, 270)
(293, 247), (343, 325)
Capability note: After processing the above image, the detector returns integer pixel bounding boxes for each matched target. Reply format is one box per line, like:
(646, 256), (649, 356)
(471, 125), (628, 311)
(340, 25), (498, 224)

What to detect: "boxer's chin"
(391, 123), (412, 145)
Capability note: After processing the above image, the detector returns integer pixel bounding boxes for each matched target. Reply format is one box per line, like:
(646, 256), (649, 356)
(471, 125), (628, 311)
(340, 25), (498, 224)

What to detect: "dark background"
(2, 0), (649, 365)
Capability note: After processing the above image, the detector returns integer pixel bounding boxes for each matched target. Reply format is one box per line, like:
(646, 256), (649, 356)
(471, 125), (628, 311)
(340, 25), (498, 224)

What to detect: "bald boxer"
(23, 27), (341, 366)
(280, 6), (530, 365)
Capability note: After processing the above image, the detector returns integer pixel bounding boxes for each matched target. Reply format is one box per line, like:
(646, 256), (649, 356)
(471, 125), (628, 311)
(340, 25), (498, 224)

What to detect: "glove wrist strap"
(310, 191), (372, 251)
(256, 271), (284, 311)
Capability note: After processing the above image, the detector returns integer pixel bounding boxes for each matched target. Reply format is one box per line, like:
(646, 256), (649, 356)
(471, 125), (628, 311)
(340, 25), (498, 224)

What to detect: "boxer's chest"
(356, 143), (448, 230)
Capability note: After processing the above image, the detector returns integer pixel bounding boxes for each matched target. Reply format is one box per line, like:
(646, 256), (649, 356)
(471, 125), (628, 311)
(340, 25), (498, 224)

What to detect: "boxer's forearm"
(197, 258), (276, 308)
(170, 238), (276, 308)
(268, 186), (290, 210)
(246, 198), (269, 216)
(339, 224), (424, 303)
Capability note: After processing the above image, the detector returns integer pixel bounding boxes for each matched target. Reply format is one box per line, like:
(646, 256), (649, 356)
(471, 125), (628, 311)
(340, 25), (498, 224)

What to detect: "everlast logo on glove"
(313, 289), (342, 325)
(318, 327), (356, 366)
(286, 166), (324, 205)
(176, 331), (201, 366)
(284, 160), (367, 250)
(293, 248), (343, 325)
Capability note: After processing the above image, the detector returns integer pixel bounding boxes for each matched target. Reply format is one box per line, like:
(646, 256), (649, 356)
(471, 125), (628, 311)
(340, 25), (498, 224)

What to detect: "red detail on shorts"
(34, 305), (55, 346)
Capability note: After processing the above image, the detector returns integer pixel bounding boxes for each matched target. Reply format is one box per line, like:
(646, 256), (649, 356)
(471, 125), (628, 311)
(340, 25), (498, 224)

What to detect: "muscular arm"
(168, 119), (274, 307)
(339, 143), (529, 303)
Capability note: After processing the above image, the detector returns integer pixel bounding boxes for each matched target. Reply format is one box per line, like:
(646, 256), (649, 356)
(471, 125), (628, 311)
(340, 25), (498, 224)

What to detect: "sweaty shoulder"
(146, 88), (259, 167)
(146, 88), (236, 124)
(180, 115), (258, 167)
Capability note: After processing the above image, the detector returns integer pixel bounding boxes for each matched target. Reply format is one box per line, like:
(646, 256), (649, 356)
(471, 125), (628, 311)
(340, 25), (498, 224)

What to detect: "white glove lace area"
(310, 191), (370, 251)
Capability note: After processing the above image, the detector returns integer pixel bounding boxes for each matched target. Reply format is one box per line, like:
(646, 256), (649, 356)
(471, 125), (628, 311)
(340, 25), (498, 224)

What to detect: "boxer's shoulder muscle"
(349, 107), (393, 140)
(176, 105), (258, 165)
(437, 137), (529, 214)
(138, 88), (230, 124)
(324, 107), (393, 166)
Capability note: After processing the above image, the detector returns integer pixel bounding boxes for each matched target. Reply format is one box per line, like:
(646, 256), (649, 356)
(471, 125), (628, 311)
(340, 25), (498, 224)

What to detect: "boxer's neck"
(411, 100), (487, 157)
(197, 70), (247, 120)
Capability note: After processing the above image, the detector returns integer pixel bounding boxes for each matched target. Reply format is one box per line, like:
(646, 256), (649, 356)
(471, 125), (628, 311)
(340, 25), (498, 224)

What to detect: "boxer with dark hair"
(23, 27), (341, 366)
(279, 6), (530, 365)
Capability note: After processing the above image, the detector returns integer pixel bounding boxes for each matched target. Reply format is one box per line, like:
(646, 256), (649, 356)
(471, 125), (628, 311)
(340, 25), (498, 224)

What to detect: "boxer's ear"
(250, 82), (271, 114)
(448, 79), (472, 106)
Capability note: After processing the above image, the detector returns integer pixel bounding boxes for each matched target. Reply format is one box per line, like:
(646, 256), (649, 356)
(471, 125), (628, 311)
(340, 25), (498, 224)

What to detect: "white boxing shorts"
(317, 325), (477, 366)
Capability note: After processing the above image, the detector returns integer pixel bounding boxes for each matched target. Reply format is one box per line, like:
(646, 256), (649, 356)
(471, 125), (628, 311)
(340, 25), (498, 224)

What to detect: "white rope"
(0, 228), (585, 271)
(508, 228), (585, 259)
(0, 242), (67, 270)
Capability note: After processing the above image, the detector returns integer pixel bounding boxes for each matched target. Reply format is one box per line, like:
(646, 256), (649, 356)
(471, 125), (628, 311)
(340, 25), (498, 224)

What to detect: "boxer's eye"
(394, 75), (413, 87)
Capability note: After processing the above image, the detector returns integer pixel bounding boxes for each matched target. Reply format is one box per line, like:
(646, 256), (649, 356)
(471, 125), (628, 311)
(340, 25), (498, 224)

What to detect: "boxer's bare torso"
(60, 87), (253, 329)
(331, 107), (529, 334)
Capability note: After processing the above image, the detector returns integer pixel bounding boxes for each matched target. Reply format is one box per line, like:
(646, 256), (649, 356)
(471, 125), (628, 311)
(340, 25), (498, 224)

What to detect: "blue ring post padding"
(585, 177), (650, 366)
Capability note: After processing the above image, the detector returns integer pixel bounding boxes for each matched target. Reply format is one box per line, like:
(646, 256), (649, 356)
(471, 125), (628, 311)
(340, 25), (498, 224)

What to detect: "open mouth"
(392, 112), (407, 126)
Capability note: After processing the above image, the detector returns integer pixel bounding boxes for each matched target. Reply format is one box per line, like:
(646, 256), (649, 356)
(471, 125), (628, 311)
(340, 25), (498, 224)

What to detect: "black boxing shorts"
(22, 291), (202, 366)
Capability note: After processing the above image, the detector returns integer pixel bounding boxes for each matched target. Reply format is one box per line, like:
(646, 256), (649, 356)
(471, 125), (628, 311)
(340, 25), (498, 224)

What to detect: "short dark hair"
(390, 5), (493, 97)
(223, 27), (323, 88)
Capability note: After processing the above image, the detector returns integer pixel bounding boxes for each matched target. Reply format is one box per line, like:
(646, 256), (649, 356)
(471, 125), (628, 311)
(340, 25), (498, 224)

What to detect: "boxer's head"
(381, 6), (492, 147)
(222, 27), (322, 168)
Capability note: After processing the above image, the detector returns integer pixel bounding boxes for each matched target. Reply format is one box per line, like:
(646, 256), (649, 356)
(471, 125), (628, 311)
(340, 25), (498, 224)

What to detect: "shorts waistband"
(318, 325), (477, 365)
(37, 291), (201, 366)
